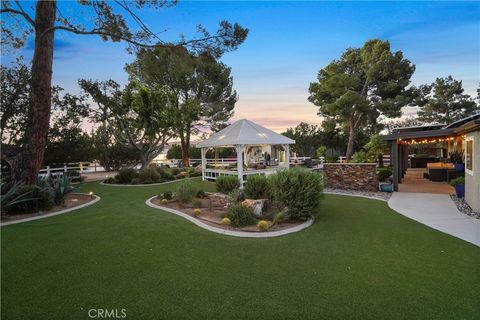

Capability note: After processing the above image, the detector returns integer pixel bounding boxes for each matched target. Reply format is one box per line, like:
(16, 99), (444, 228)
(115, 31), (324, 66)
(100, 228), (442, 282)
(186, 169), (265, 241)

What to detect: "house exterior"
(381, 114), (480, 212)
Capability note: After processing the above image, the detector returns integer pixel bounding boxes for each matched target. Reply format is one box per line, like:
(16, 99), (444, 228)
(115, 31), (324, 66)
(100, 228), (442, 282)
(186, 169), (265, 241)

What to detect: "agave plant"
(0, 180), (39, 214)
(449, 150), (464, 164)
(50, 175), (75, 205)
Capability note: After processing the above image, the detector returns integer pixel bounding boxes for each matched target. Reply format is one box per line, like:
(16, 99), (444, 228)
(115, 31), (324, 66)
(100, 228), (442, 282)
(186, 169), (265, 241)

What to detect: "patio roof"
(196, 119), (295, 148)
(381, 114), (480, 141)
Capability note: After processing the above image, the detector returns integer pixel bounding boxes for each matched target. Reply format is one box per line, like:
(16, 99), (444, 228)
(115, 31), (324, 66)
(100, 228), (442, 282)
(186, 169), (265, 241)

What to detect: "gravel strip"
(324, 188), (392, 201)
(450, 195), (480, 219)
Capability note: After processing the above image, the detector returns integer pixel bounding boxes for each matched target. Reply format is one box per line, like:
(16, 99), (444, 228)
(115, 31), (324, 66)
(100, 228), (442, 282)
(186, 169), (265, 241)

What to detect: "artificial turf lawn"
(2, 179), (479, 319)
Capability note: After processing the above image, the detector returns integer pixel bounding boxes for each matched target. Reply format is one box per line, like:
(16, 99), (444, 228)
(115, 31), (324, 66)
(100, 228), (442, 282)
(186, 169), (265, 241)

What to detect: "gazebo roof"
(196, 119), (295, 148)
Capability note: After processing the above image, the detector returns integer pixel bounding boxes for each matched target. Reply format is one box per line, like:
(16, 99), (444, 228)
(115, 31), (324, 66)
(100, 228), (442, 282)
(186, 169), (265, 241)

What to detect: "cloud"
(25, 38), (76, 52)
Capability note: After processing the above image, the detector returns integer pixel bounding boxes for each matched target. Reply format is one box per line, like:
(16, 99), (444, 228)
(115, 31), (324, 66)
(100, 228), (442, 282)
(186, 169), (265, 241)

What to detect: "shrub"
(224, 204), (256, 227)
(196, 189), (206, 198)
(156, 168), (175, 181)
(187, 168), (201, 177)
(216, 175), (240, 194)
(257, 220), (269, 232)
(138, 167), (161, 184)
(272, 208), (288, 226)
(192, 199), (202, 208)
(377, 167), (392, 182)
(6, 185), (54, 214)
(104, 177), (115, 184)
(268, 168), (323, 220)
(171, 168), (181, 175)
(226, 188), (245, 204)
(325, 156), (338, 163)
(221, 217), (231, 225)
(174, 180), (198, 204)
(116, 168), (138, 184)
(244, 175), (270, 199)
(193, 208), (202, 216)
(450, 176), (465, 186)
(163, 191), (173, 200)
(131, 178), (140, 185)
(350, 151), (369, 163)
(160, 198), (168, 205)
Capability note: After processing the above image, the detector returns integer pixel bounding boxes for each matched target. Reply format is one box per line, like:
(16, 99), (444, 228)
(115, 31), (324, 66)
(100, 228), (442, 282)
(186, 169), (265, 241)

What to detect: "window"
(465, 138), (473, 174)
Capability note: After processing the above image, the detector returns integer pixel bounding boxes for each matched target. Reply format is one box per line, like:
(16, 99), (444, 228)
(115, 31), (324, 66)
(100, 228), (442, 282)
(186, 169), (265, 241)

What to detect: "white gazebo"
(196, 119), (295, 185)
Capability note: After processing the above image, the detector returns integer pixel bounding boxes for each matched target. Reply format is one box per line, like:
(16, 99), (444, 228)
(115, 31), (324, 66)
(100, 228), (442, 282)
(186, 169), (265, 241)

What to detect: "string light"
(399, 136), (457, 145)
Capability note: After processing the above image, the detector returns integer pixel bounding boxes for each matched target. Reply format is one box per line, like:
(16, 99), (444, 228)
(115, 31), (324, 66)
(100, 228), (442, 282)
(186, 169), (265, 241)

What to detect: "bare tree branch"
(0, 7), (35, 27)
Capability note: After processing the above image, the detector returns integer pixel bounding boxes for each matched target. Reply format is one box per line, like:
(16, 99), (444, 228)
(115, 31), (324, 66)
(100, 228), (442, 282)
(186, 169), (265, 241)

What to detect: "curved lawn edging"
(145, 196), (314, 238)
(323, 191), (388, 202)
(0, 194), (101, 227)
(100, 177), (199, 187)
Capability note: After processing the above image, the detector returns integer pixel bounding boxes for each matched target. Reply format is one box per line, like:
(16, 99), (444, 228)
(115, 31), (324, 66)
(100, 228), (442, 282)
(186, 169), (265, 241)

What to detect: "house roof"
(196, 119), (295, 148)
(381, 114), (480, 141)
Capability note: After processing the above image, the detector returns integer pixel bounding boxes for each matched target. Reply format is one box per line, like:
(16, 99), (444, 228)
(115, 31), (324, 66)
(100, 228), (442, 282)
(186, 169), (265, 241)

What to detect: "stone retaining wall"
(324, 163), (378, 192)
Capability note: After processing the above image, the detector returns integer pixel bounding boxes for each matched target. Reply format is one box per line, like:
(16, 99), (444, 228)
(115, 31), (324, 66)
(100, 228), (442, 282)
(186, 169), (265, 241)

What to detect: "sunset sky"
(4, 1), (479, 132)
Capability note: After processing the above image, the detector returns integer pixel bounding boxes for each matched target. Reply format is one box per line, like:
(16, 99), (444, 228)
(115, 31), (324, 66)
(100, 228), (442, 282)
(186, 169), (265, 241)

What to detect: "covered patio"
(196, 119), (295, 184)
(381, 114), (479, 197)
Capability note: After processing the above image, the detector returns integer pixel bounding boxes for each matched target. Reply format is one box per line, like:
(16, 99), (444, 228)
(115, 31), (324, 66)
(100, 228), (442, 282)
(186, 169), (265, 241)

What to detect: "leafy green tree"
(282, 122), (322, 157)
(166, 144), (200, 160)
(416, 76), (479, 124)
(1, 60), (93, 170)
(90, 125), (140, 171)
(1, 58), (31, 147)
(316, 146), (327, 158)
(308, 39), (415, 159)
(80, 79), (177, 168)
(363, 135), (388, 164)
(166, 145), (182, 160)
(1, 0), (248, 183)
(126, 46), (239, 166)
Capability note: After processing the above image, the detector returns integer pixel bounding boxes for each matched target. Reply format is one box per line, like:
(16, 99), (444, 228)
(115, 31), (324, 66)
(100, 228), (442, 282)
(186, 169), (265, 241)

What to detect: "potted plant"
(449, 150), (465, 172)
(378, 167), (393, 192)
(450, 176), (465, 198)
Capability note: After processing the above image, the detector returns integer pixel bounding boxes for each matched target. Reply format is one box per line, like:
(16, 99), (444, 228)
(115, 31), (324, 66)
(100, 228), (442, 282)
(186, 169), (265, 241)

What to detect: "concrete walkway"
(388, 192), (480, 247)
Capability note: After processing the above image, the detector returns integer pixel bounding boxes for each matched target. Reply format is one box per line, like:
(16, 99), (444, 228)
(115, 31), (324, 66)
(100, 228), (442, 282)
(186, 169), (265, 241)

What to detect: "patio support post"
(282, 144), (290, 168)
(236, 144), (244, 188)
(391, 139), (399, 191)
(201, 147), (206, 181)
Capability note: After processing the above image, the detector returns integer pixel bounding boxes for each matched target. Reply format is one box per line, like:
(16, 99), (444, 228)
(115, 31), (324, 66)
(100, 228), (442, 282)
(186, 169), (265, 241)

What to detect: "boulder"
(241, 199), (268, 217)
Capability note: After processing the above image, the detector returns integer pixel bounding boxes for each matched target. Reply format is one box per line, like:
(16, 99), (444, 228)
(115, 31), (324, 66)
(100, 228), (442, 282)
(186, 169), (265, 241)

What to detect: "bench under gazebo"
(196, 119), (295, 185)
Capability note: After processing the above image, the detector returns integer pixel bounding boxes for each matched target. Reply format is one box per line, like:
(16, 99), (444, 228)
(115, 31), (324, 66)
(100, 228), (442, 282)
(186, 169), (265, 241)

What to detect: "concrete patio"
(388, 192), (480, 247)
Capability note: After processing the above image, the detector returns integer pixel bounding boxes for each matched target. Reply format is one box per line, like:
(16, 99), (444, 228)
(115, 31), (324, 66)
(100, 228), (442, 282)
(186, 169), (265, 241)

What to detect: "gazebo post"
(282, 144), (290, 168)
(236, 144), (244, 188)
(201, 147), (206, 181)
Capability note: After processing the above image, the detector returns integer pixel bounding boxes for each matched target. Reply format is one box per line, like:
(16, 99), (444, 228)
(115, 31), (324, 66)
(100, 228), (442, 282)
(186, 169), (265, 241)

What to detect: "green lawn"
(2, 179), (479, 319)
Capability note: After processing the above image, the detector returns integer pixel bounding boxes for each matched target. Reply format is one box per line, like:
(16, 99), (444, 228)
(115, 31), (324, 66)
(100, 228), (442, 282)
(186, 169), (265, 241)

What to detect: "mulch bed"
(1, 193), (95, 222)
(151, 193), (306, 232)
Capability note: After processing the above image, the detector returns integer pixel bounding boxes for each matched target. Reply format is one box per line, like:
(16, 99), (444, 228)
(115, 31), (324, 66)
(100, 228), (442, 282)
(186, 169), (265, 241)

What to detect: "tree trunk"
(17, 1), (56, 184)
(345, 119), (356, 160)
(180, 135), (190, 167)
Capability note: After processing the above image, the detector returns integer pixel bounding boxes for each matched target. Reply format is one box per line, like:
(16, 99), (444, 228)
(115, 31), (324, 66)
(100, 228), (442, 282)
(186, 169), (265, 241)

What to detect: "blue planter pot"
(454, 163), (465, 172)
(379, 183), (393, 193)
(455, 184), (465, 198)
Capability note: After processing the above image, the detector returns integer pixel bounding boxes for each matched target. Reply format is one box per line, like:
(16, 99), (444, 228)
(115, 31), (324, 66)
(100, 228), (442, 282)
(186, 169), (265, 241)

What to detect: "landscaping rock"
(450, 195), (480, 219)
(241, 199), (267, 217)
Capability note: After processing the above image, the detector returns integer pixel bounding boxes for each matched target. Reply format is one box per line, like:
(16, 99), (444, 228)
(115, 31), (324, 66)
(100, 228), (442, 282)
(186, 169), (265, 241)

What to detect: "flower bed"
(150, 168), (323, 233)
(1, 193), (98, 224)
(150, 193), (307, 233)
